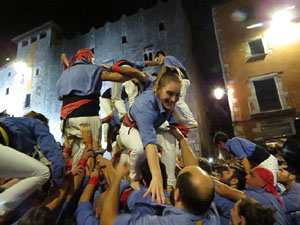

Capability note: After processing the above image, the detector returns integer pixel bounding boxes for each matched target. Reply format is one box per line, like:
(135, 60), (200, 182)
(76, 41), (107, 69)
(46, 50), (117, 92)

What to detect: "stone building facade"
(0, 0), (215, 156)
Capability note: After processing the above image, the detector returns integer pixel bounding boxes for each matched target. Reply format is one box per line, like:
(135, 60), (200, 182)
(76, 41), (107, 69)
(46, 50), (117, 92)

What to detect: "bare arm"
(242, 158), (251, 174)
(213, 178), (246, 202)
(100, 163), (130, 225)
(143, 144), (165, 204)
(101, 71), (131, 83)
(79, 168), (99, 203)
(168, 126), (198, 167)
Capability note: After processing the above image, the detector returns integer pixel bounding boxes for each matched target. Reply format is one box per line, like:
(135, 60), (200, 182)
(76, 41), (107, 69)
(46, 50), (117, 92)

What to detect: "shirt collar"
(247, 184), (266, 193)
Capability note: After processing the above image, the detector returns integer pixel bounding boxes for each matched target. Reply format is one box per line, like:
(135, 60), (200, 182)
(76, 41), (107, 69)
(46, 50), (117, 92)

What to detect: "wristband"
(63, 147), (72, 154)
(88, 176), (99, 186)
(66, 162), (72, 171)
(78, 158), (88, 167)
(83, 137), (92, 145)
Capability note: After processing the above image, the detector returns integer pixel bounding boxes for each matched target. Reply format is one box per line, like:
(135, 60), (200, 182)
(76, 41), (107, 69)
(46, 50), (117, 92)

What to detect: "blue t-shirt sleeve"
(130, 61), (147, 70)
(226, 139), (247, 160)
(32, 120), (65, 186)
(76, 201), (100, 225)
(133, 107), (158, 149)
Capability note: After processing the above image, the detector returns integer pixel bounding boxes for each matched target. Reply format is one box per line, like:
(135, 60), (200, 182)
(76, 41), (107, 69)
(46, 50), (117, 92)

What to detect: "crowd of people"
(0, 48), (299, 225)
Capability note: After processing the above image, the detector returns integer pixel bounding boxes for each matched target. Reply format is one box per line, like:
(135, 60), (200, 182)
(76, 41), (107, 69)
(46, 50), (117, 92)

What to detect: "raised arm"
(168, 126), (198, 167)
(213, 178), (246, 202)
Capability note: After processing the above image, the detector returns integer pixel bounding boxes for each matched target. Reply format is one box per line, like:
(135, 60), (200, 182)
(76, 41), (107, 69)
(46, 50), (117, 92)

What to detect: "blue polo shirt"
(281, 183), (300, 212)
(162, 56), (186, 72)
(213, 193), (234, 225)
(114, 204), (220, 225)
(129, 60), (147, 70)
(56, 59), (104, 100)
(224, 137), (256, 160)
(0, 117), (65, 186)
(244, 185), (287, 225)
(130, 90), (177, 148)
(76, 201), (99, 225)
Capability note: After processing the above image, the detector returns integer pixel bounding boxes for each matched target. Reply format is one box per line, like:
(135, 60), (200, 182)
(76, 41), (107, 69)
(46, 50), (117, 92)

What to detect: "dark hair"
(155, 50), (166, 58)
(230, 166), (247, 190)
(213, 132), (229, 144)
(18, 206), (55, 225)
(140, 159), (167, 189)
(238, 198), (275, 225)
(176, 171), (215, 216)
(25, 111), (49, 125)
(198, 157), (212, 175)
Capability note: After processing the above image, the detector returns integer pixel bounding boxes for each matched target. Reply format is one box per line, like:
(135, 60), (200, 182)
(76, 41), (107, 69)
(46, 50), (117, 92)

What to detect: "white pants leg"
(125, 80), (139, 107)
(259, 154), (278, 185)
(157, 130), (177, 187)
(61, 116), (102, 168)
(100, 97), (113, 140)
(176, 79), (198, 126)
(0, 145), (50, 216)
(111, 82), (126, 119)
(119, 124), (146, 180)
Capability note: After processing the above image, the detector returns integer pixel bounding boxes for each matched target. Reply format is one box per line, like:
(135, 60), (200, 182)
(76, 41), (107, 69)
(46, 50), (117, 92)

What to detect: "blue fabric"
(0, 117), (65, 186)
(56, 59), (104, 100)
(139, 75), (155, 93)
(244, 185), (287, 225)
(109, 110), (122, 127)
(224, 137), (256, 160)
(213, 193), (234, 225)
(130, 60), (147, 70)
(281, 183), (300, 212)
(75, 201), (99, 225)
(114, 204), (220, 225)
(130, 90), (176, 148)
(162, 56), (186, 72)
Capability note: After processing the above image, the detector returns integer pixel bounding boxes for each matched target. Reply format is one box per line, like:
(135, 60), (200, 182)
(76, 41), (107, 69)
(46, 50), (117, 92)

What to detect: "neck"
(285, 180), (296, 191)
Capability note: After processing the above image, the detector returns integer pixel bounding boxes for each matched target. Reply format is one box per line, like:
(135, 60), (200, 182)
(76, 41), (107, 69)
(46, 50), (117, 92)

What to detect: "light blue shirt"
(224, 137), (256, 160)
(130, 90), (177, 148)
(56, 59), (104, 100)
(162, 56), (186, 72)
(75, 201), (99, 225)
(281, 183), (300, 212)
(213, 193), (234, 225)
(245, 185), (287, 225)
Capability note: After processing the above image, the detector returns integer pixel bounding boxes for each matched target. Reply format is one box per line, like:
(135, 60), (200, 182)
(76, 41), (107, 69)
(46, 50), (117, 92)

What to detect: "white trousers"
(100, 97), (113, 140)
(119, 124), (177, 186)
(61, 116), (102, 168)
(0, 144), (50, 216)
(176, 79), (198, 126)
(124, 80), (139, 107)
(111, 82), (126, 119)
(259, 154), (278, 185)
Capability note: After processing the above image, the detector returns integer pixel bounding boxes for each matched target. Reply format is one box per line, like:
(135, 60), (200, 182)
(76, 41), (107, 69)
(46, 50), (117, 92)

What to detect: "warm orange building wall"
(213, 0), (300, 141)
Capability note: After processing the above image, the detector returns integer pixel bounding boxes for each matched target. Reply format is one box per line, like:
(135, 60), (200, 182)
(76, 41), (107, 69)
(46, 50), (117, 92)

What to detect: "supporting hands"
(143, 175), (165, 204)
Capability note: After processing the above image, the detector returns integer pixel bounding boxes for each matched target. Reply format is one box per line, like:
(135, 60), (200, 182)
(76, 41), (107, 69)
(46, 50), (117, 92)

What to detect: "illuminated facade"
(213, 0), (300, 142)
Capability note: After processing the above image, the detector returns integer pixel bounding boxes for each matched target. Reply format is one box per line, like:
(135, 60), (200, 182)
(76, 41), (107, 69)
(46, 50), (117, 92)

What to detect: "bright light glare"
(14, 62), (28, 73)
(208, 157), (213, 163)
(265, 9), (300, 45)
(5, 58), (10, 61)
(214, 88), (225, 100)
(246, 23), (263, 29)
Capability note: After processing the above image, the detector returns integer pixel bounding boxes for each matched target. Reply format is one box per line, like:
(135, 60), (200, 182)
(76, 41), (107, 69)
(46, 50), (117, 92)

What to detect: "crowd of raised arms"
(0, 48), (300, 225)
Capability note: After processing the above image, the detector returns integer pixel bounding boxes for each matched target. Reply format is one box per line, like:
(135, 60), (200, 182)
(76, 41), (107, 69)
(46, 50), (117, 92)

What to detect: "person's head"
(218, 166), (246, 190)
(154, 50), (166, 64)
(71, 48), (95, 64)
(213, 132), (229, 149)
(231, 198), (275, 225)
(140, 159), (167, 189)
(198, 157), (212, 175)
(171, 166), (215, 216)
(154, 66), (182, 110)
(18, 206), (55, 225)
(277, 164), (300, 186)
(246, 167), (282, 204)
(24, 111), (49, 125)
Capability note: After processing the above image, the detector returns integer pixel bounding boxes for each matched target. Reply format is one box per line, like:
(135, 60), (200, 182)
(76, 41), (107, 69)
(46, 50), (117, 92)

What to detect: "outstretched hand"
(101, 64), (110, 70)
(168, 125), (184, 141)
(143, 176), (165, 204)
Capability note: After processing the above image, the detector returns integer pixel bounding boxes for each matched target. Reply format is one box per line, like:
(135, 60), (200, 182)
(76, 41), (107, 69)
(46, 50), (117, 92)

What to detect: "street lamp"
(214, 88), (225, 100)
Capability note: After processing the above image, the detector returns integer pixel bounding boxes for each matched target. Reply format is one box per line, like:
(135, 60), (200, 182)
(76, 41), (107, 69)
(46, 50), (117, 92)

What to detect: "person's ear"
(230, 178), (238, 186)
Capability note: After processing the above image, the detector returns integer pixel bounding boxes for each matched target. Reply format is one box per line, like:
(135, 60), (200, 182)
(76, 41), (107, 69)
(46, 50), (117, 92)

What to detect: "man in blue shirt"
(278, 163), (300, 224)
(101, 163), (220, 225)
(214, 166), (287, 225)
(214, 132), (278, 183)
